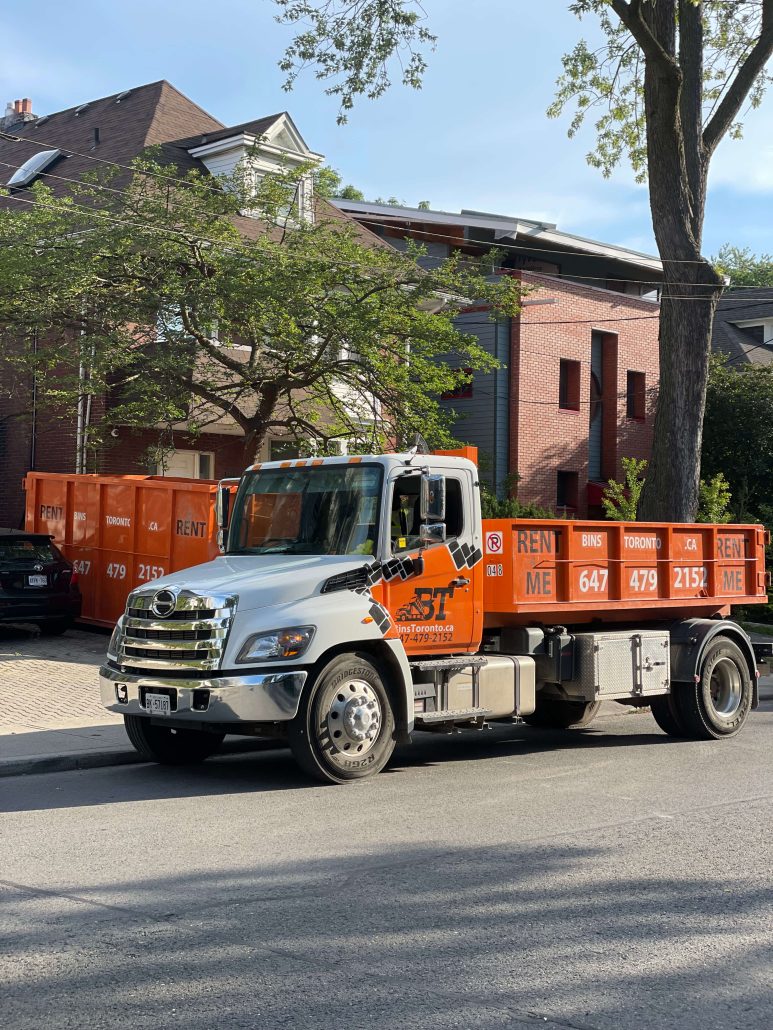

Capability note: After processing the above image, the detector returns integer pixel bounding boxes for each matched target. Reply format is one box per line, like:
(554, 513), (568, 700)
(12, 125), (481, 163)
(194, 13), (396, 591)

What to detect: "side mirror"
(419, 522), (446, 545)
(215, 485), (231, 530)
(420, 474), (446, 521)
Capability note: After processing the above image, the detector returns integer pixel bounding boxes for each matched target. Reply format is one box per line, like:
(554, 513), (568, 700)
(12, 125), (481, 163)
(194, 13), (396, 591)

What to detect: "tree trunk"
(638, 261), (722, 522)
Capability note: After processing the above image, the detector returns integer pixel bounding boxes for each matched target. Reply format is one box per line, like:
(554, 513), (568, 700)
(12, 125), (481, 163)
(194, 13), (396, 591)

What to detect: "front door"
(375, 467), (483, 656)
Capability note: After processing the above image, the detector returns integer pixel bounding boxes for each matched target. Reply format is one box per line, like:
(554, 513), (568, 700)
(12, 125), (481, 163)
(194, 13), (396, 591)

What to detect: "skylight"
(7, 149), (62, 188)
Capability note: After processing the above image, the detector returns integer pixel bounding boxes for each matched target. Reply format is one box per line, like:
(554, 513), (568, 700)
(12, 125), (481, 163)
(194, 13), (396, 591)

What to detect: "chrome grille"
(117, 590), (236, 672)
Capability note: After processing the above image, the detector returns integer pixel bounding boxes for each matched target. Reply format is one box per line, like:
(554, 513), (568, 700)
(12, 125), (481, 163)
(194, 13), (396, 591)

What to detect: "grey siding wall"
(439, 312), (510, 492)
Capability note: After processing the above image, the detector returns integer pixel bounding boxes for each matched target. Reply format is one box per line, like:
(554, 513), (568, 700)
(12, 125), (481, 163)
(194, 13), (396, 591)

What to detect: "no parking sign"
(485, 531), (503, 554)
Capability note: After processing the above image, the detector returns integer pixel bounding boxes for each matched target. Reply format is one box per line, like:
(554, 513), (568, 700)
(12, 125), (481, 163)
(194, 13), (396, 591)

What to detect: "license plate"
(27, 575), (47, 587)
(146, 693), (171, 716)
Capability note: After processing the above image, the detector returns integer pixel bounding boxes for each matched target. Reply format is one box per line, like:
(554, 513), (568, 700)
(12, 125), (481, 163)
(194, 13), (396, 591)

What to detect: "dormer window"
(186, 112), (321, 226)
(743, 325), (765, 344)
(731, 318), (773, 348)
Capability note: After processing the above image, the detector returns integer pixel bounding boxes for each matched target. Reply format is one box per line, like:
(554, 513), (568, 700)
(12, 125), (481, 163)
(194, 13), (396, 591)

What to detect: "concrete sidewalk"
(1, 624), (771, 779)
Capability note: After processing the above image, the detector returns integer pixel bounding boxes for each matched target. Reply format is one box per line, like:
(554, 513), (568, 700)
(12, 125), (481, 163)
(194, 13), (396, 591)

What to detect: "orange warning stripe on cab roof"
(348, 456), (362, 464)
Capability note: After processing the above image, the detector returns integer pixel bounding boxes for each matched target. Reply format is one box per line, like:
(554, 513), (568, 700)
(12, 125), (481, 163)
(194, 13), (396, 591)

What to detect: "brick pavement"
(0, 626), (116, 733)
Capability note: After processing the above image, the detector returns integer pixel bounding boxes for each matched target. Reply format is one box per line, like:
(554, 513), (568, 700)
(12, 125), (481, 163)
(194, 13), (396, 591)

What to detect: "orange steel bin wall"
(24, 473), (234, 627)
(481, 519), (769, 626)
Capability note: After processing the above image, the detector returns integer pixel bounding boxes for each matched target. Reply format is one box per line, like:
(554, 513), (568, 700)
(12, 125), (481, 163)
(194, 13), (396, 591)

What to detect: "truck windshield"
(227, 464), (383, 556)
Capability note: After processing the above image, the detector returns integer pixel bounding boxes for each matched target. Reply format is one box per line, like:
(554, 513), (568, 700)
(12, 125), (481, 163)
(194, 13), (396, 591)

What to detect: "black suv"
(0, 530), (82, 634)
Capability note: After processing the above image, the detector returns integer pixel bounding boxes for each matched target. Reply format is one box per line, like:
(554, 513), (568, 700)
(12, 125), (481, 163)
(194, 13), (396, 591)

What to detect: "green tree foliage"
(275, 0), (437, 124)
(274, 1), (773, 523)
(603, 456), (734, 522)
(701, 355), (773, 520)
(312, 164), (365, 200)
(712, 244), (773, 287)
(696, 472), (733, 523)
(0, 158), (521, 463)
(479, 473), (556, 519)
(601, 457), (647, 520)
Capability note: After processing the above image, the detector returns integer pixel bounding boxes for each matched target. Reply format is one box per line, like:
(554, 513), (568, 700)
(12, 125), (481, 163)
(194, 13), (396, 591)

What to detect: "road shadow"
(3, 713), (712, 815)
(2, 840), (771, 1030)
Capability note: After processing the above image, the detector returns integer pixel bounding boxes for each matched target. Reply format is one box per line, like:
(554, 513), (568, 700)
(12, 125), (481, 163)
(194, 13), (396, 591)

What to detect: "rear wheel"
(673, 636), (752, 740)
(523, 698), (601, 730)
(289, 653), (396, 784)
(649, 693), (687, 737)
(124, 715), (225, 765)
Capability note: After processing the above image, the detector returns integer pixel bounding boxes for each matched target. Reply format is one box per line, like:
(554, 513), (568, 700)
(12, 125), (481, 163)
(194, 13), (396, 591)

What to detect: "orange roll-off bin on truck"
(40, 449), (770, 784)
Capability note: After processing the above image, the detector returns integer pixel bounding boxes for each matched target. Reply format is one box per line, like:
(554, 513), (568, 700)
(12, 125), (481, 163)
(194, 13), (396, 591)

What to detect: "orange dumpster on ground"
(24, 472), (236, 627)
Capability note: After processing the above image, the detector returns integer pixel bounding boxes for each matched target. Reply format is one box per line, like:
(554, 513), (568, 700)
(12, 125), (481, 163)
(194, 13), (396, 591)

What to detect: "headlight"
(107, 621), (123, 659)
(236, 626), (315, 664)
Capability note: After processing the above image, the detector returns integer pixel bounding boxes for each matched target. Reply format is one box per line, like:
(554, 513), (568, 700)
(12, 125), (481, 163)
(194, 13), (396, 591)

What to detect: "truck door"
(378, 468), (483, 655)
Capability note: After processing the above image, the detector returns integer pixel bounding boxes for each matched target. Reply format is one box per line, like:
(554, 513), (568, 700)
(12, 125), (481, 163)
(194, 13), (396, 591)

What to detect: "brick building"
(0, 82), (380, 527)
(334, 201), (662, 517)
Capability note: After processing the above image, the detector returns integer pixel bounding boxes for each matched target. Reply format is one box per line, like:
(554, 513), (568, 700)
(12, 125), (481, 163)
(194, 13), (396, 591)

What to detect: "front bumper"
(99, 665), (307, 724)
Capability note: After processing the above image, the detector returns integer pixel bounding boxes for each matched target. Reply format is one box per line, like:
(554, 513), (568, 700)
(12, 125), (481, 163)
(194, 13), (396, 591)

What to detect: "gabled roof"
(712, 288), (773, 365)
(173, 114), (285, 149)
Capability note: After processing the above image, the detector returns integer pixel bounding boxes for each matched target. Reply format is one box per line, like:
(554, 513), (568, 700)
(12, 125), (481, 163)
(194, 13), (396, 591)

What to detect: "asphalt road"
(2, 707), (772, 1030)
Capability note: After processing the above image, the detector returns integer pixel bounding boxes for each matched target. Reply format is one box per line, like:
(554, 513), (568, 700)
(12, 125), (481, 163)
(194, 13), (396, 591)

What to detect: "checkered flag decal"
(448, 540), (482, 570)
(368, 601), (392, 634)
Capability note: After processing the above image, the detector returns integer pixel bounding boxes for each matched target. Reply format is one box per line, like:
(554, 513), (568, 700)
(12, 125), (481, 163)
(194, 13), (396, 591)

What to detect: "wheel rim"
(323, 679), (382, 768)
(708, 657), (743, 718)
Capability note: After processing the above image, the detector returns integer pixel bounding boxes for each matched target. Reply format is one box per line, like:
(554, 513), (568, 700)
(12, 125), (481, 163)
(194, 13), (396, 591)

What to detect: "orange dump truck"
(24, 472), (234, 627)
(96, 449), (772, 783)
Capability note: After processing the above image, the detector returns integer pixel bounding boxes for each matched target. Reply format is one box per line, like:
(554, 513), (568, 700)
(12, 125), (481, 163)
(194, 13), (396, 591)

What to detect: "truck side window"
(445, 478), (464, 538)
(390, 475), (465, 552)
(390, 476), (422, 552)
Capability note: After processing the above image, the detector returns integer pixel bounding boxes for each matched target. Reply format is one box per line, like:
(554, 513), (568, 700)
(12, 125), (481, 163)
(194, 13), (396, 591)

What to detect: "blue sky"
(4, 0), (772, 258)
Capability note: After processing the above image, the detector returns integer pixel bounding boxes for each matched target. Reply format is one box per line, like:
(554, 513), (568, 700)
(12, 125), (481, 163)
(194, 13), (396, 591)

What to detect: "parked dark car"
(0, 530), (81, 634)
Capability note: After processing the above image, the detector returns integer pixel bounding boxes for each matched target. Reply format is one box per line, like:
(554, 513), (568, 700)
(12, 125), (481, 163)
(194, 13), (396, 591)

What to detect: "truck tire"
(672, 636), (753, 739)
(124, 715), (225, 765)
(288, 653), (396, 784)
(523, 699), (601, 730)
(649, 693), (687, 737)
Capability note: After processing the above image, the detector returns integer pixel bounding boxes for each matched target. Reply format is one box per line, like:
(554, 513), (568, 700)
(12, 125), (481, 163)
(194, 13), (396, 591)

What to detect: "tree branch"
(703, 0), (773, 155)
(609, 0), (680, 75)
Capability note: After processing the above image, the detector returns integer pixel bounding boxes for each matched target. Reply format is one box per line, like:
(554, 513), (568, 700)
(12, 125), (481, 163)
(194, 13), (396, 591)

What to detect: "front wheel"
(522, 698), (601, 729)
(124, 715), (225, 765)
(673, 636), (753, 740)
(288, 653), (396, 784)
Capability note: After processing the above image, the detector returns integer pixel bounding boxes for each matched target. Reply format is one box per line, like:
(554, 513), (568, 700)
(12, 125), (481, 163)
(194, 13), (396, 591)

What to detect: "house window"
(626, 371), (646, 420)
(157, 449), (214, 480)
(269, 439), (300, 461)
(556, 471), (579, 511)
(441, 368), (473, 400)
(559, 359), (581, 411)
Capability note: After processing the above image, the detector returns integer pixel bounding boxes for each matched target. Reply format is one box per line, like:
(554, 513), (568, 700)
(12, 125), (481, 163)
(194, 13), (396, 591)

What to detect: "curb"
(0, 737), (283, 779)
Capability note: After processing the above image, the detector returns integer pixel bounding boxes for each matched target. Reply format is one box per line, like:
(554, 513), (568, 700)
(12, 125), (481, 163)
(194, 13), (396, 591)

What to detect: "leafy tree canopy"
(701, 355), (773, 521)
(312, 164), (365, 200)
(712, 244), (773, 287)
(0, 156), (521, 463)
(273, 0), (773, 523)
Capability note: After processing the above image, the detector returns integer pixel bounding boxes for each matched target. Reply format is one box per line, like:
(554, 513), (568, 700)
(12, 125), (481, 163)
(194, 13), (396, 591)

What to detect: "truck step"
(410, 656), (488, 672)
(416, 707), (491, 724)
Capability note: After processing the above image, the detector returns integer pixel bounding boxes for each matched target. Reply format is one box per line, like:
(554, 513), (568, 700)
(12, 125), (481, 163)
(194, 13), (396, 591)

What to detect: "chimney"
(2, 97), (37, 130)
